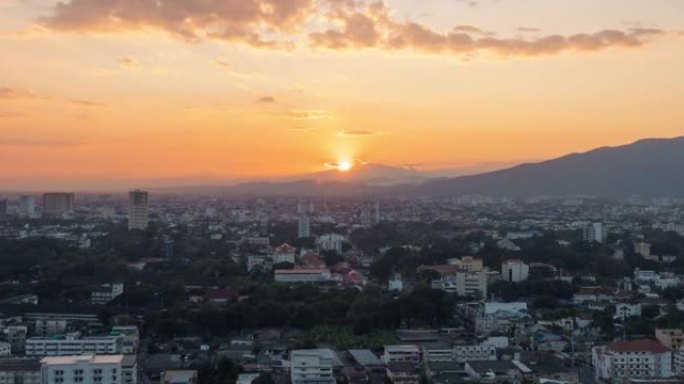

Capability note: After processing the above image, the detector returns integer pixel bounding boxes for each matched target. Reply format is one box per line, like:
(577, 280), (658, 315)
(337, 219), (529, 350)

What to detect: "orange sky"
(1, 0), (683, 190)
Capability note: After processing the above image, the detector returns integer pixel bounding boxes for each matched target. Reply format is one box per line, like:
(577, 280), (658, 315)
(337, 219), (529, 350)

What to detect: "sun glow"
(337, 160), (353, 172)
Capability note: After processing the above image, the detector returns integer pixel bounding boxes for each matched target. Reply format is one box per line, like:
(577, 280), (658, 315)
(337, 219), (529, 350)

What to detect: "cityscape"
(2, 1), (684, 384)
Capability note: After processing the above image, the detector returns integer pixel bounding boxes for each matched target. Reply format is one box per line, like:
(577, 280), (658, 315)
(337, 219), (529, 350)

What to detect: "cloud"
(214, 60), (231, 68)
(39, 0), (317, 48)
(0, 87), (38, 99)
(287, 126), (315, 131)
(36, 0), (670, 59)
(337, 130), (383, 137)
(71, 100), (107, 108)
(0, 111), (27, 118)
(311, 2), (665, 57)
(119, 56), (140, 68)
(516, 27), (542, 33)
(257, 96), (277, 103)
(0, 138), (81, 147)
(280, 109), (332, 120)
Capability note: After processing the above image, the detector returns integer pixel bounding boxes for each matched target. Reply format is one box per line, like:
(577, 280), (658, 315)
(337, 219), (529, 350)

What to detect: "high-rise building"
(297, 200), (312, 238)
(298, 215), (310, 238)
(19, 196), (36, 218)
(164, 239), (175, 260)
(0, 199), (7, 216)
(128, 190), (149, 231)
(42, 193), (75, 215)
(583, 222), (606, 243)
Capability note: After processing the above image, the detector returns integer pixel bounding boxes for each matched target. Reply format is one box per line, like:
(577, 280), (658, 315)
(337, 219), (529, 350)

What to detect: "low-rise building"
(40, 354), (137, 384)
(381, 345), (421, 365)
(592, 339), (673, 382)
(290, 349), (336, 384)
(274, 269), (331, 284)
(91, 283), (124, 305)
(0, 358), (41, 384)
(615, 303), (642, 321)
(26, 331), (137, 357)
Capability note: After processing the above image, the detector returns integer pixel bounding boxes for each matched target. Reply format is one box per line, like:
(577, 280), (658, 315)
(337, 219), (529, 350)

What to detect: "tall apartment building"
(290, 349), (336, 384)
(127, 190), (149, 231)
(40, 354), (137, 384)
(42, 193), (75, 215)
(592, 339), (672, 381)
(0, 199), (7, 216)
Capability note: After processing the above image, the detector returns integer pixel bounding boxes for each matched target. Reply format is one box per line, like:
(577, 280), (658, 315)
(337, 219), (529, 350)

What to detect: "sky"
(1, 0), (683, 190)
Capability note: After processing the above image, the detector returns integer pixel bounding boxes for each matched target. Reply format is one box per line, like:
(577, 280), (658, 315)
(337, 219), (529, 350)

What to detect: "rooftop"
(608, 339), (671, 354)
(41, 355), (125, 365)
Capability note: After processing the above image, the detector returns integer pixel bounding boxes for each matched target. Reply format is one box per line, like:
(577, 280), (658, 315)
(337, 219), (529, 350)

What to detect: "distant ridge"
(414, 136), (684, 198)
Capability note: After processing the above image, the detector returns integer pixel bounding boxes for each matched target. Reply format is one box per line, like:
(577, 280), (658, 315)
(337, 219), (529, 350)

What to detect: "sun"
(337, 160), (353, 172)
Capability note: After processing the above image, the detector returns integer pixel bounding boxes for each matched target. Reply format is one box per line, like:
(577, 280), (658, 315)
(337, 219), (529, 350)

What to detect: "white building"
(453, 343), (497, 362)
(128, 190), (149, 231)
(272, 244), (297, 265)
(316, 234), (346, 254)
(388, 273), (404, 292)
(501, 259), (529, 283)
(381, 345), (421, 364)
(298, 215), (311, 238)
(274, 269), (331, 284)
(592, 339), (672, 381)
(290, 349), (336, 384)
(91, 283), (125, 305)
(614, 303), (642, 321)
(40, 354), (137, 384)
(26, 332), (137, 357)
(584, 223), (607, 243)
(432, 271), (488, 298)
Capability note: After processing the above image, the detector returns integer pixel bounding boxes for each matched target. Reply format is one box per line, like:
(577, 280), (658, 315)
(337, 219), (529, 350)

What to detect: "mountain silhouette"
(415, 136), (684, 197)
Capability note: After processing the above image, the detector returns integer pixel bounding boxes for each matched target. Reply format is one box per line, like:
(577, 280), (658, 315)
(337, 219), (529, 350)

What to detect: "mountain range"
(159, 136), (684, 198)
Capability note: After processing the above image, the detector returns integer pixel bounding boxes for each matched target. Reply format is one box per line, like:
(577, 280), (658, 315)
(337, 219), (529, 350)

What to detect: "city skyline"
(1, 0), (683, 190)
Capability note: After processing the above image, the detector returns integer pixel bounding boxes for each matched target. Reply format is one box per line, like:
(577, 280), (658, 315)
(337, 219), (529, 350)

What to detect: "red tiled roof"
(608, 339), (670, 354)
